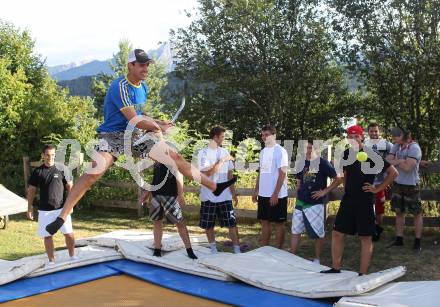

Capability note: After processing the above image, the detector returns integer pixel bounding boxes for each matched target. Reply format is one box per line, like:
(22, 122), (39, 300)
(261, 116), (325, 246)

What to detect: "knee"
(176, 221), (186, 228)
(332, 230), (344, 239)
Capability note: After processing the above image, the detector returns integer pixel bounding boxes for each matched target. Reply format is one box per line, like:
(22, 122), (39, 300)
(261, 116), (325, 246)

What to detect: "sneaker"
(387, 238), (404, 248)
(240, 243), (251, 253)
(312, 259), (320, 265)
(413, 239), (422, 253)
(320, 268), (341, 274)
(47, 261), (56, 267)
(70, 255), (80, 261)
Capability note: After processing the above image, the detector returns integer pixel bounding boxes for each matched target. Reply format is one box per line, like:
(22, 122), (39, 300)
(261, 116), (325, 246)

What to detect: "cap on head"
(127, 49), (155, 64)
(346, 125), (364, 136)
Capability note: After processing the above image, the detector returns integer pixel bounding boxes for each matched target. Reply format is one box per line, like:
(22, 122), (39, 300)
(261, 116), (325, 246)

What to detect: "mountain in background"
(50, 42), (174, 82)
(47, 60), (94, 76)
(52, 60), (113, 81)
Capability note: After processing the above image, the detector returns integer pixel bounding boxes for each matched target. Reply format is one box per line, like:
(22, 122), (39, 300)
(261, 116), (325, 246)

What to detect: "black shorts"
(199, 200), (237, 229)
(257, 196), (288, 223)
(333, 197), (375, 236)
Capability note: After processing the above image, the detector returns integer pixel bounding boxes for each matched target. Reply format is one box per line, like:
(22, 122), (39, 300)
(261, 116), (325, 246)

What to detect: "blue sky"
(1, 0), (198, 66)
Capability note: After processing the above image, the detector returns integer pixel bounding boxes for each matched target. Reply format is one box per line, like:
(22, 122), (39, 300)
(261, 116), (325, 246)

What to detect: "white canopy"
(0, 185), (27, 217)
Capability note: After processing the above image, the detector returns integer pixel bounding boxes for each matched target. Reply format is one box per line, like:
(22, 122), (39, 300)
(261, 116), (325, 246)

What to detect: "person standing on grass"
(45, 49), (236, 236)
(364, 123), (393, 241)
(321, 125), (398, 276)
(291, 139), (339, 264)
(386, 127), (423, 252)
(198, 126), (240, 254)
(27, 144), (76, 264)
(140, 161), (197, 259)
(252, 125), (289, 249)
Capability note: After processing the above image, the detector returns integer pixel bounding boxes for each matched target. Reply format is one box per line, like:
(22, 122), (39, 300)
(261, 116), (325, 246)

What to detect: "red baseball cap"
(346, 125), (364, 136)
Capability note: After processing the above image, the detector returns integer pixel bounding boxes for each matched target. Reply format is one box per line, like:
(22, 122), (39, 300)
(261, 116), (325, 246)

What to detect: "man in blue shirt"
(291, 139), (339, 264)
(46, 49), (236, 235)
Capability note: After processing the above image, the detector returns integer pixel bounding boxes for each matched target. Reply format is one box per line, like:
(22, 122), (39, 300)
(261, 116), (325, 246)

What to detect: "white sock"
(210, 242), (217, 254)
(233, 245), (241, 254)
(313, 258), (320, 264)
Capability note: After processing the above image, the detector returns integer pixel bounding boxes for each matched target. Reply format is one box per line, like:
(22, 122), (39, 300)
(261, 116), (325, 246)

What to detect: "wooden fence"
(23, 156), (440, 226)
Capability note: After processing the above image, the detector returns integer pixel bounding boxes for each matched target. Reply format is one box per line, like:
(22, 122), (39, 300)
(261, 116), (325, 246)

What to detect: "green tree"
(328, 0), (440, 158)
(0, 20), (97, 192)
(170, 0), (354, 141)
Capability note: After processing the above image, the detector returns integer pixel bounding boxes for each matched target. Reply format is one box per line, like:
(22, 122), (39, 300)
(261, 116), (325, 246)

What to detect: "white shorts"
(291, 204), (325, 239)
(38, 209), (73, 238)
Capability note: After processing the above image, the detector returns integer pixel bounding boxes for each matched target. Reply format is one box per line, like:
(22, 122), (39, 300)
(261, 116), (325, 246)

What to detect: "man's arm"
(270, 167), (287, 206)
(27, 185), (37, 220)
(363, 165), (398, 193)
(200, 155), (232, 177)
(176, 171), (186, 207)
(121, 106), (167, 132)
(228, 170), (238, 206)
(311, 176), (344, 200)
(395, 158), (417, 172)
(387, 153), (417, 172)
(295, 179), (301, 196)
(65, 181), (73, 193)
(252, 172), (260, 203)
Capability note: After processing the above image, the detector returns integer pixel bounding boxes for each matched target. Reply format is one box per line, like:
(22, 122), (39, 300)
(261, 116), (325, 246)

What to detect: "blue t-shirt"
(97, 76), (149, 133)
(296, 157), (337, 204)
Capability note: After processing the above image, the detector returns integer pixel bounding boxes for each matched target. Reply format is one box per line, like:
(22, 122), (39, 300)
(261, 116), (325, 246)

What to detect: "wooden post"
(325, 144), (333, 221)
(75, 153), (84, 178)
(23, 156), (30, 195)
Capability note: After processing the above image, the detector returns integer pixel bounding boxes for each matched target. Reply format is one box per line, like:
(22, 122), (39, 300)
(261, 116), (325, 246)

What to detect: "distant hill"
(47, 60), (93, 76)
(52, 60), (113, 81)
(49, 42), (174, 82)
(58, 76), (94, 97)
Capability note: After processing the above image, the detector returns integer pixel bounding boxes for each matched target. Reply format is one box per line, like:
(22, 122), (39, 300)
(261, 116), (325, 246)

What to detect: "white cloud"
(0, 0), (198, 65)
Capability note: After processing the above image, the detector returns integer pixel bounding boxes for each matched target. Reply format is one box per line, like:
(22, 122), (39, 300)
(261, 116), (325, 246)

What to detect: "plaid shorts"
(291, 203), (325, 239)
(391, 183), (422, 215)
(199, 200), (236, 229)
(149, 195), (184, 224)
(95, 131), (158, 159)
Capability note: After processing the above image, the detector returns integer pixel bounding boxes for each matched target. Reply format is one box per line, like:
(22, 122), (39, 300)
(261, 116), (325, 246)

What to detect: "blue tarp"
(0, 260), (332, 306)
(0, 262), (120, 303)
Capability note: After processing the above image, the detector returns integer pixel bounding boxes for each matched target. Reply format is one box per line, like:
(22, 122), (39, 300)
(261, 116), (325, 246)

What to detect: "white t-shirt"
(258, 144), (289, 198)
(198, 146), (234, 202)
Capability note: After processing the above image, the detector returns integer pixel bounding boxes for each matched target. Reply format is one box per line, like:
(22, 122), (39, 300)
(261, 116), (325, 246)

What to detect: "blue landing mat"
(0, 259), (332, 306)
(106, 260), (331, 307)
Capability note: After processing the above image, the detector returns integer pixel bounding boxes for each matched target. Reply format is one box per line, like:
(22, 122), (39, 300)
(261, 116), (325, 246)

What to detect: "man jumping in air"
(46, 49), (236, 235)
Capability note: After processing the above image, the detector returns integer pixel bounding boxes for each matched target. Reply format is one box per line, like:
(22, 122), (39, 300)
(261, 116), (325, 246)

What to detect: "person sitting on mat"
(140, 161), (197, 259)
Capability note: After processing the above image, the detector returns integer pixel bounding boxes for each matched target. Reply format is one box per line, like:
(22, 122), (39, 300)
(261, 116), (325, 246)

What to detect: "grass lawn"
(1, 207), (440, 281)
